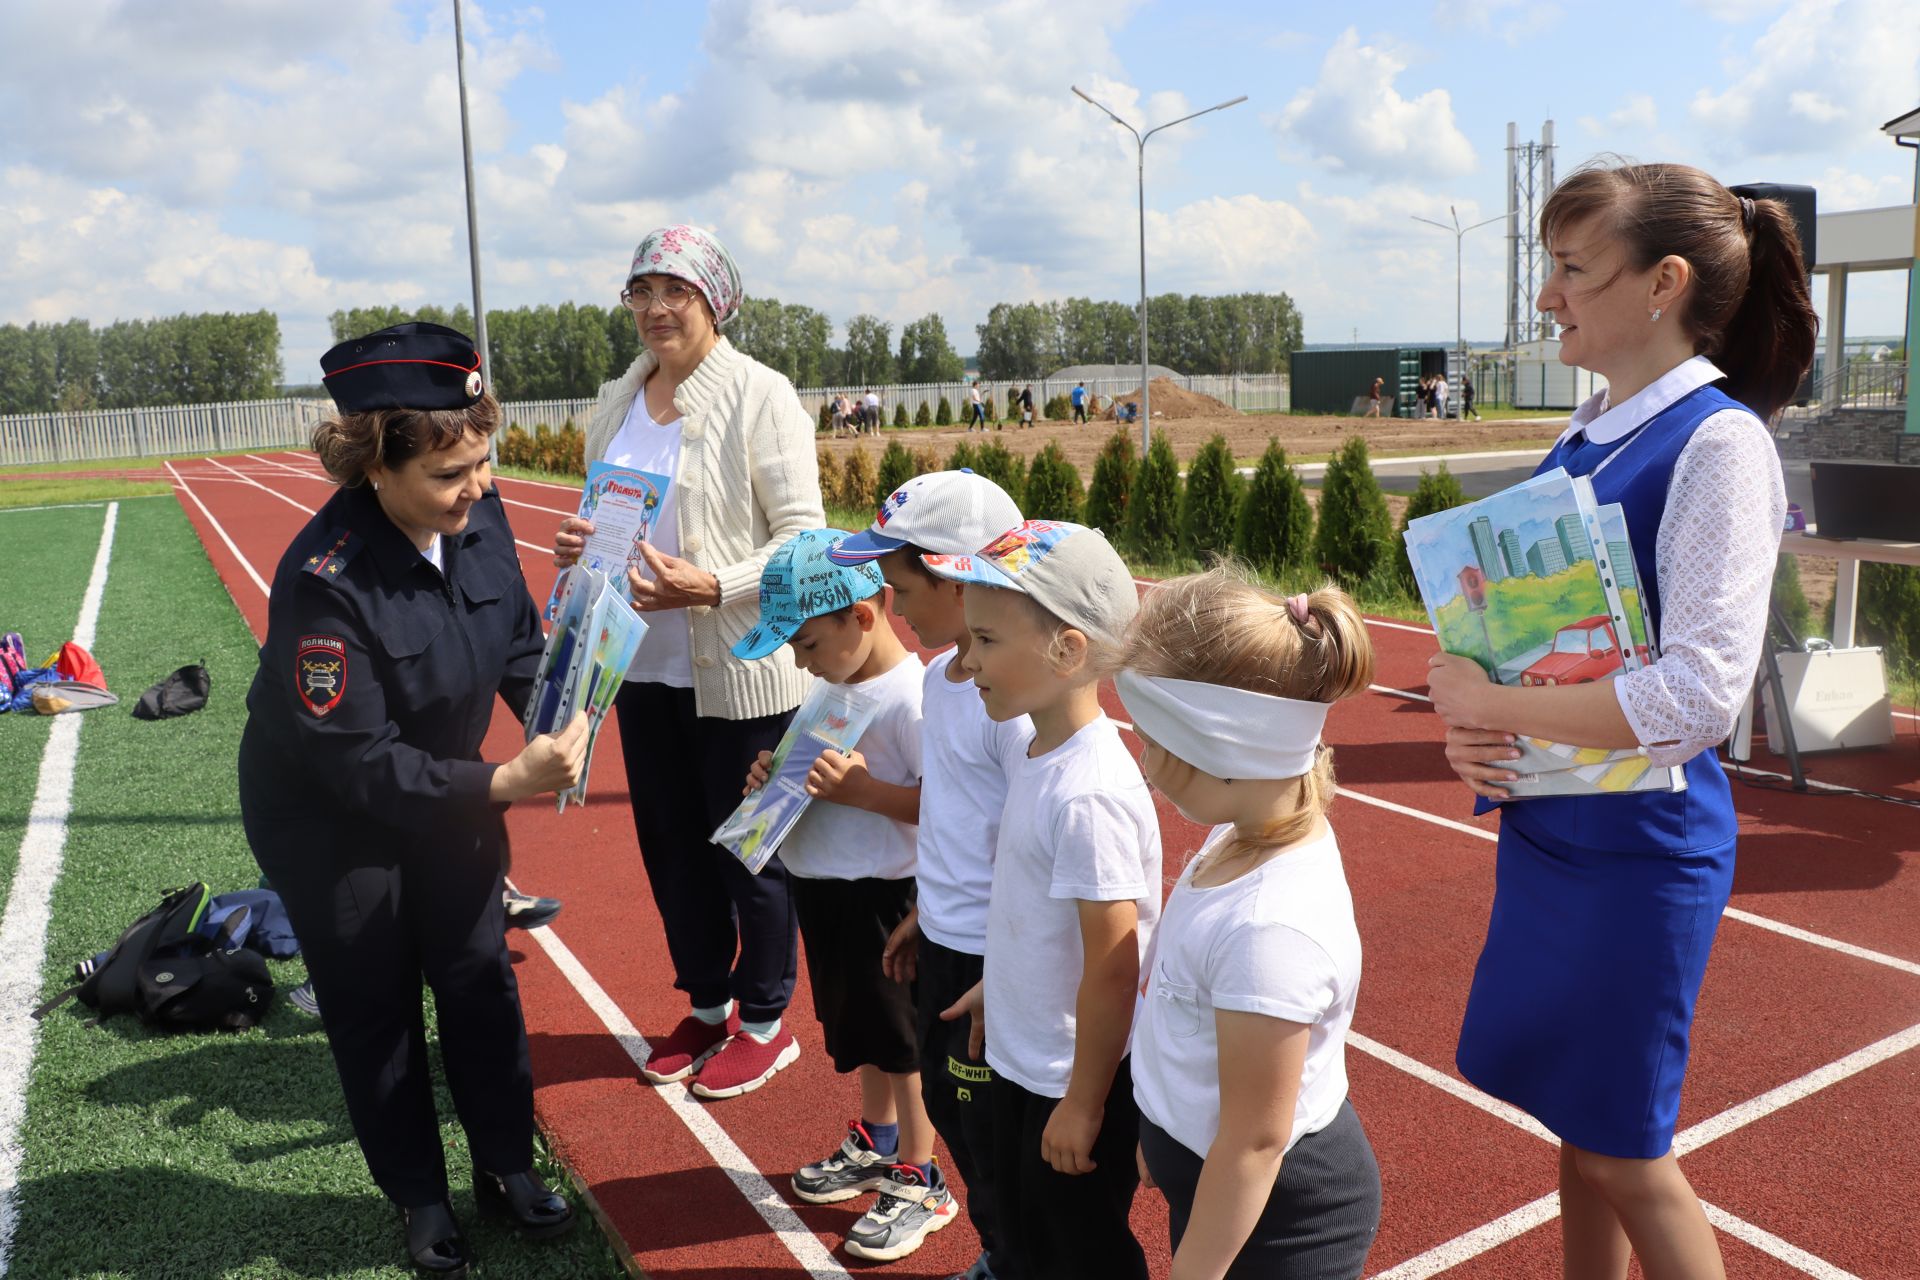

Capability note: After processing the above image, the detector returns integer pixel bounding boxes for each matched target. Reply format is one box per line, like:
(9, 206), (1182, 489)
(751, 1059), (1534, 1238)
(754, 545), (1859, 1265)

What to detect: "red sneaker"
(640, 1011), (739, 1084)
(689, 1027), (800, 1099)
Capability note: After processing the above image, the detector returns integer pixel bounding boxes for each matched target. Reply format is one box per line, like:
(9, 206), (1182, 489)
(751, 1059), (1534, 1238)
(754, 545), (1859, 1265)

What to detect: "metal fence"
(1, 372), (1294, 468)
(0, 398), (334, 467)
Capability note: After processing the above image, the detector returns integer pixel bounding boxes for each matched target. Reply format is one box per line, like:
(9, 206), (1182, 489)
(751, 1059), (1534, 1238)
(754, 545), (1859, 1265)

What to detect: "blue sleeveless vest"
(1497, 382), (1746, 854)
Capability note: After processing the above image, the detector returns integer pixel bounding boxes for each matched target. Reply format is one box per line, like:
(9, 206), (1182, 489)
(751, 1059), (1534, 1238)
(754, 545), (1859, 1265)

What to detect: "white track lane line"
(249, 453), (580, 520)
(1698, 1203), (1867, 1280)
(0, 503), (118, 1279)
(1346, 1032), (1556, 1141)
(220, 456), (553, 558)
(1674, 1020), (1920, 1156)
(527, 928), (852, 1279)
(168, 463), (271, 598)
(187, 481), (851, 1275)
(1367, 1194), (1563, 1280)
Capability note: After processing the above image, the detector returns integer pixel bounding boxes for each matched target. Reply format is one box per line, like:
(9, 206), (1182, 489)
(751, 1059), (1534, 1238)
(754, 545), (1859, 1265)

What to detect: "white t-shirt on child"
(1133, 823), (1361, 1160)
(915, 651), (1031, 955)
(777, 654), (925, 881)
(984, 716), (1161, 1098)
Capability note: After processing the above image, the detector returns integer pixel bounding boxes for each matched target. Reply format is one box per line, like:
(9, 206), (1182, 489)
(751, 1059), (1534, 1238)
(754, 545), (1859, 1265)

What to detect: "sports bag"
(33, 884), (275, 1031)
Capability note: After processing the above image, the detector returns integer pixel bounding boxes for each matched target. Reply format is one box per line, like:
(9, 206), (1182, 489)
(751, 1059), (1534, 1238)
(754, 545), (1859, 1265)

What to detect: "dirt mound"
(1109, 376), (1237, 420)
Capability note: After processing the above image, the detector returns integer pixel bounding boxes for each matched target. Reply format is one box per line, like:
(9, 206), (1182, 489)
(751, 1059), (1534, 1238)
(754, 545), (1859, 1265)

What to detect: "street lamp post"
(1412, 206), (1502, 412)
(452, 0), (493, 461)
(1073, 86), (1246, 454)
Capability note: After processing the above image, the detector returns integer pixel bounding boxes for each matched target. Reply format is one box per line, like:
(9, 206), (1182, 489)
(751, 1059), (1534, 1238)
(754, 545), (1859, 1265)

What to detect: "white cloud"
(1433, 0), (1564, 44)
(1690, 0), (1920, 158)
(1685, 0), (1791, 20)
(1275, 30), (1478, 180)
(1811, 166), (1914, 211)
(1579, 93), (1660, 136)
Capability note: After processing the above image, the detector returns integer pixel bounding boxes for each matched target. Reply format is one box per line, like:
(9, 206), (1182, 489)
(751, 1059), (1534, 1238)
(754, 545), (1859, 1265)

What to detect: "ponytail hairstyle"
(1539, 161), (1818, 420)
(311, 392), (502, 487)
(1122, 564), (1374, 852)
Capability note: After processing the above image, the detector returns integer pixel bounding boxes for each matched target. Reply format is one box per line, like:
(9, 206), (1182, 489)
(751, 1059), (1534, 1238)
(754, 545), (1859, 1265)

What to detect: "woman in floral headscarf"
(554, 224), (825, 1098)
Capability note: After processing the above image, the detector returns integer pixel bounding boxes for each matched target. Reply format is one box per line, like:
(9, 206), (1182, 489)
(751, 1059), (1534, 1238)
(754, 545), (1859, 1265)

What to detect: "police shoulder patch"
(295, 634), (348, 717)
(301, 528), (362, 582)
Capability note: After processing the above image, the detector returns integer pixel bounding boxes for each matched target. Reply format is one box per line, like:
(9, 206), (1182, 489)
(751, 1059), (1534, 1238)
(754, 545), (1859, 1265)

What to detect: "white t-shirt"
(1134, 824), (1361, 1160)
(779, 653), (925, 881)
(916, 650), (1031, 955)
(605, 390), (692, 687)
(984, 717), (1162, 1098)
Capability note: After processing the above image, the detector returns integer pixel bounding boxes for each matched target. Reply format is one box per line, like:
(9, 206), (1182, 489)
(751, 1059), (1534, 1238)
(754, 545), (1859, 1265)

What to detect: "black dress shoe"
(472, 1164), (575, 1238)
(399, 1199), (471, 1277)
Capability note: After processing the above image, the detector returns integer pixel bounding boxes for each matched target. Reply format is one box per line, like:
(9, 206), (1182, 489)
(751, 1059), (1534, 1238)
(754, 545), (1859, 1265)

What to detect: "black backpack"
(34, 883), (275, 1031)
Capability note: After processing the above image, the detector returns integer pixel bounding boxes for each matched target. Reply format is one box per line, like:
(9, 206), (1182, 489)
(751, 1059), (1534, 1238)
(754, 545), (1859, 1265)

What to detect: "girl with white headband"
(1119, 568), (1382, 1280)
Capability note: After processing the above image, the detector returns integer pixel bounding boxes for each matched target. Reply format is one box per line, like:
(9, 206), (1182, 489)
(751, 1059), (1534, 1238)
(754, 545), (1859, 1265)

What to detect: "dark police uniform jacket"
(239, 482), (544, 857)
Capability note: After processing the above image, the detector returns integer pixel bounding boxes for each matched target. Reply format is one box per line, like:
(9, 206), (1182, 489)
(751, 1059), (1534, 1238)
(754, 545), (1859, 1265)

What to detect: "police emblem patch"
(296, 635), (348, 717)
(465, 369), (484, 398)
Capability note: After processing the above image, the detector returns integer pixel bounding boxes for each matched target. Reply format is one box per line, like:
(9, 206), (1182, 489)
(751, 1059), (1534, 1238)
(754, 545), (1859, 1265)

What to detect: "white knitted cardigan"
(583, 337), (823, 720)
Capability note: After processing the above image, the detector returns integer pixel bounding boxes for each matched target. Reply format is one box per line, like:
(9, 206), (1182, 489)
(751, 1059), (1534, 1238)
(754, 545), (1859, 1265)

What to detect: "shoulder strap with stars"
(301, 528), (363, 581)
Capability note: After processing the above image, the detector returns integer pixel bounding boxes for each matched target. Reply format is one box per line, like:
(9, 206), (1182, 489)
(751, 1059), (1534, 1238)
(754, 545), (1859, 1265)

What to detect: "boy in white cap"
(829, 470), (1026, 1280)
(923, 521), (1161, 1280)
(733, 529), (954, 1263)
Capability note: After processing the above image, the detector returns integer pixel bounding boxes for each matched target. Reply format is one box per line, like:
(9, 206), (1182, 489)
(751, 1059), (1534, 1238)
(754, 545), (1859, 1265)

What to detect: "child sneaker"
(790, 1120), (895, 1204)
(641, 1010), (739, 1084)
(689, 1025), (799, 1099)
(844, 1162), (957, 1262)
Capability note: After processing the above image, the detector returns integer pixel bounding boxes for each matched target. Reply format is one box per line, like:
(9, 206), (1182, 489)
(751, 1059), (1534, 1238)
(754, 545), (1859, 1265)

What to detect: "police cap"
(320, 322), (485, 413)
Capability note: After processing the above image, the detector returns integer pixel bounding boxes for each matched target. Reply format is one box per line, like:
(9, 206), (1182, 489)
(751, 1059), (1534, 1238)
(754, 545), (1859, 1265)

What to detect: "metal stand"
(1750, 602), (1809, 791)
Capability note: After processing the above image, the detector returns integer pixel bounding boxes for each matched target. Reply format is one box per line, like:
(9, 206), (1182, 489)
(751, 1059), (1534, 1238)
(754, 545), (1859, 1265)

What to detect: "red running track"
(163, 453), (1920, 1279)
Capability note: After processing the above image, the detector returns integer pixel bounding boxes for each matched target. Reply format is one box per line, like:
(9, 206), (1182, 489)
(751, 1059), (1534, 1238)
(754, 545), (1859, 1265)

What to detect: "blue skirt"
(1455, 817), (1734, 1158)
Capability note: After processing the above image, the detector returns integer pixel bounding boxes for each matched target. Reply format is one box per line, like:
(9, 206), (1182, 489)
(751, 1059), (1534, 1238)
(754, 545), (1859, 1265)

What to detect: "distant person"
(1070, 381), (1088, 423)
(1435, 372), (1450, 419)
(1019, 384), (1035, 429)
(1461, 374), (1481, 421)
(1367, 376), (1383, 418)
(831, 392), (849, 438)
(968, 380), (987, 432)
(866, 388), (882, 435)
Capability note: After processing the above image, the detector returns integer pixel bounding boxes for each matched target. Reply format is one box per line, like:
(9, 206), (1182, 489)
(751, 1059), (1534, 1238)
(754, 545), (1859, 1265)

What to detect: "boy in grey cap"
(922, 521), (1160, 1280)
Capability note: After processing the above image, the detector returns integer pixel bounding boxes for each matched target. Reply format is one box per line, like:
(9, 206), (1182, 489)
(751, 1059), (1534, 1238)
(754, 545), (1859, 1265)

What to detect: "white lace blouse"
(1556, 356), (1786, 768)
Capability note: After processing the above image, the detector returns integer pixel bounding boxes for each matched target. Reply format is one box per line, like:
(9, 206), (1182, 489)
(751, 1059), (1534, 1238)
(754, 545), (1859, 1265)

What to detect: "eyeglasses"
(620, 281), (701, 313)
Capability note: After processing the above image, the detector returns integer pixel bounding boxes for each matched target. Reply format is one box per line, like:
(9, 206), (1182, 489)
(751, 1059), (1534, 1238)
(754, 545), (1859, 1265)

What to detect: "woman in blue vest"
(1425, 163), (1816, 1280)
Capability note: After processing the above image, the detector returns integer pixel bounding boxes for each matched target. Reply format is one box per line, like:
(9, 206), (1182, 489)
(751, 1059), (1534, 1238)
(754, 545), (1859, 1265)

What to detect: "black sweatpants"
(244, 808), (530, 1208)
(1139, 1101), (1381, 1279)
(990, 1057), (1146, 1280)
(614, 680), (798, 1023)
(917, 938), (1005, 1272)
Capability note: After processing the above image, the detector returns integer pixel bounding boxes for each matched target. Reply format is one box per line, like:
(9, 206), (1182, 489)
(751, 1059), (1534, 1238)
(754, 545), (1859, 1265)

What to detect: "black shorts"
(790, 876), (919, 1074)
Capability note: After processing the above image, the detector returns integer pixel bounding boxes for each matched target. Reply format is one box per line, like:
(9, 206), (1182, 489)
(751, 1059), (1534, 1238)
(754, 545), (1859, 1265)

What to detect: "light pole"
(452, 0), (493, 461)
(1412, 206), (1502, 409)
(1073, 86), (1246, 453)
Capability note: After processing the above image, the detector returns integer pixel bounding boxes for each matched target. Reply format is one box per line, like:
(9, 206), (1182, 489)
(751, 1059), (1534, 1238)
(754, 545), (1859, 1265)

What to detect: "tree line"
(0, 313), (282, 415)
(973, 293), (1301, 381)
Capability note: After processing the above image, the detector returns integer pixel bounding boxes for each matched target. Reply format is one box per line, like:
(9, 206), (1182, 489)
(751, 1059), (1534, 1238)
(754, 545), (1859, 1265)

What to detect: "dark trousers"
(243, 805), (530, 1208)
(917, 938), (1005, 1272)
(971, 404), (987, 427)
(990, 1057), (1146, 1280)
(1072, 405), (1087, 422)
(1139, 1102), (1381, 1279)
(614, 680), (798, 1023)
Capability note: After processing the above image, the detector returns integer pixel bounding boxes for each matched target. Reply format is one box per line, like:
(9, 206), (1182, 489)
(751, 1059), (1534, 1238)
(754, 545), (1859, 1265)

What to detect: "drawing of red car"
(1519, 615), (1647, 686)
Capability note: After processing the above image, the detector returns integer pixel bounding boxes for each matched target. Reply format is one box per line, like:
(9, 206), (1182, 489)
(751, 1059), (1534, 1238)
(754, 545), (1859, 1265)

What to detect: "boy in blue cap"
(733, 528), (955, 1262)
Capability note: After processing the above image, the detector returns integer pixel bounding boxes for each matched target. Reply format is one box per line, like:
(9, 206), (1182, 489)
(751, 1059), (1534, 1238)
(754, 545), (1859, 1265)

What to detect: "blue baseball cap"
(732, 529), (885, 661)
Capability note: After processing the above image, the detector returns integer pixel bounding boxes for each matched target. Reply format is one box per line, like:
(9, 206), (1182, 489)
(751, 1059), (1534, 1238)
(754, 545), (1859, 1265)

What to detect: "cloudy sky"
(2, 0), (1916, 381)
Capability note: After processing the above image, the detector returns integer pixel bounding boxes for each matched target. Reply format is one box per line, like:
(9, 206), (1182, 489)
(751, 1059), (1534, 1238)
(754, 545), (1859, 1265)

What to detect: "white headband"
(1115, 669), (1328, 780)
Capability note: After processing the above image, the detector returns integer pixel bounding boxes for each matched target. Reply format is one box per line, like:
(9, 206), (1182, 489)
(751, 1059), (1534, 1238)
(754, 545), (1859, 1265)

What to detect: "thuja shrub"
(1394, 464), (1468, 589)
(1180, 434), (1243, 562)
(970, 438), (1027, 508)
(1125, 432), (1182, 564)
(1234, 438), (1314, 574)
(1084, 428), (1136, 536)
(1314, 435), (1395, 581)
(1023, 441), (1084, 522)
(876, 439), (917, 506)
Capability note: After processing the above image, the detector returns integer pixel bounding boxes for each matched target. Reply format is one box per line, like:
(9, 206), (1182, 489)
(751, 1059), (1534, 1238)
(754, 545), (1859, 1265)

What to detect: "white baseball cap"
(827, 469), (1024, 564)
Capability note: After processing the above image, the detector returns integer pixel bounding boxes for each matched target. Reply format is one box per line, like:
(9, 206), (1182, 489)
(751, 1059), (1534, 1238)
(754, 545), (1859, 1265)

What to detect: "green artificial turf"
(7, 498), (624, 1279)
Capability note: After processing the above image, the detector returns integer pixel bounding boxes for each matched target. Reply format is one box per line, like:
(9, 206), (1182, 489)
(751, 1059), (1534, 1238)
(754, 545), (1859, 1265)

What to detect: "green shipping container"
(1290, 347), (1450, 417)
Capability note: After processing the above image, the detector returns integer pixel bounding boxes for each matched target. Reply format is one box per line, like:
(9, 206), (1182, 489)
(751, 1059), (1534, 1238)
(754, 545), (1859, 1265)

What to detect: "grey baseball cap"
(920, 520), (1138, 647)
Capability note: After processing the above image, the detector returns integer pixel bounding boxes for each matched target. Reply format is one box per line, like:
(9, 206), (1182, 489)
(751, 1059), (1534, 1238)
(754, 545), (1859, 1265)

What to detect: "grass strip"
(0, 505), (104, 923)
(0, 480), (173, 510)
(11, 497), (624, 1279)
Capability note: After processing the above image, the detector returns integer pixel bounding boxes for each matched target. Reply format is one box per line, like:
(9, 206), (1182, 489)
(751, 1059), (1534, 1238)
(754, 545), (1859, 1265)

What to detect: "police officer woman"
(239, 323), (586, 1277)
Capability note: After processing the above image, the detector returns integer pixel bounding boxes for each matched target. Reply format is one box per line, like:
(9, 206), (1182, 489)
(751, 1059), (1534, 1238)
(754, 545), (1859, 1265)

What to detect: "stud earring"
(1650, 308), (1664, 322)
(372, 481), (381, 492)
